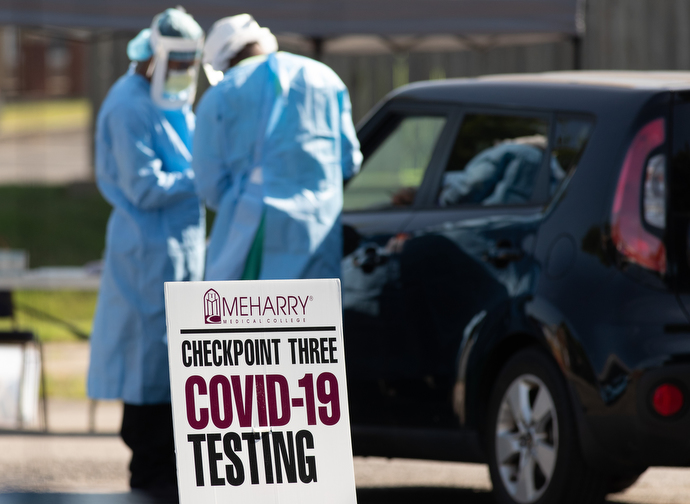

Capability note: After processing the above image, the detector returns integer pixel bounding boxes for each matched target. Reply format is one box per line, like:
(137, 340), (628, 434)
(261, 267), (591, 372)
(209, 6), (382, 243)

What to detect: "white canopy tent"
(0, 0), (586, 55)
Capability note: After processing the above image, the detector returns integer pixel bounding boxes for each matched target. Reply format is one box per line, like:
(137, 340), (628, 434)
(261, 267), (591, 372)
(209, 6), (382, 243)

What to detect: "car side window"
(550, 116), (594, 196)
(344, 115), (446, 211)
(437, 114), (550, 207)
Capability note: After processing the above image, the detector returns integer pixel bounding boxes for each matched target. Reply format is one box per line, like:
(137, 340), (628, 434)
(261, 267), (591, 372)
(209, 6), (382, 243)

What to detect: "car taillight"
(652, 383), (684, 417)
(611, 118), (667, 274)
(643, 153), (666, 229)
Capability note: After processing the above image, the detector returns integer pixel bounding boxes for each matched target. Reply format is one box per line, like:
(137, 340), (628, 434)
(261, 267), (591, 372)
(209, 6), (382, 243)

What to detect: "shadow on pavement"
(0, 489), (495, 504)
(357, 486), (494, 503)
(0, 493), (155, 504)
(0, 489), (642, 504)
(356, 487), (637, 504)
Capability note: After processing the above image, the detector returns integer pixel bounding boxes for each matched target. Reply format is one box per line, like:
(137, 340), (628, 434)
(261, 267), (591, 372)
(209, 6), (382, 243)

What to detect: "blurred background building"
(0, 0), (687, 406)
(0, 0), (688, 182)
(0, 26), (86, 99)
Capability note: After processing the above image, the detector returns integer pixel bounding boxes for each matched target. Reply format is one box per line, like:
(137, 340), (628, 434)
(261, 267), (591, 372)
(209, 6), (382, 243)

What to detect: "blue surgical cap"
(127, 29), (153, 62)
(127, 8), (203, 62)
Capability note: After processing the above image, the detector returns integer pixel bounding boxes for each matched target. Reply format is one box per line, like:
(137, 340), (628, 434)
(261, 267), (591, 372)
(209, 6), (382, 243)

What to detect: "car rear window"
(344, 115), (446, 211)
(438, 113), (550, 207)
(436, 113), (594, 207)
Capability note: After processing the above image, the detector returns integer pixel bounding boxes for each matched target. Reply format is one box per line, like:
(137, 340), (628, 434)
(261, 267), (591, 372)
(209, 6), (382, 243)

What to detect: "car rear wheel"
(486, 348), (607, 504)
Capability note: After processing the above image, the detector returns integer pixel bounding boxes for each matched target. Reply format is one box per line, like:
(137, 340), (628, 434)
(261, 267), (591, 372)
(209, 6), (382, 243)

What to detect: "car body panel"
(342, 73), (690, 474)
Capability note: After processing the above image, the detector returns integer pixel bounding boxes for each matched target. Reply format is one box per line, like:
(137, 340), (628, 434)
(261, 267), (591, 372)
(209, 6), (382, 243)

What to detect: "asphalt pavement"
(2, 426), (690, 503)
(1, 103), (689, 504)
(2, 342), (690, 503)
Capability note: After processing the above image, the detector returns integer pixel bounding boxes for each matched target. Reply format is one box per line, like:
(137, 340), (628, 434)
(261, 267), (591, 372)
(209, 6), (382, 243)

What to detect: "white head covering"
(202, 14), (278, 84)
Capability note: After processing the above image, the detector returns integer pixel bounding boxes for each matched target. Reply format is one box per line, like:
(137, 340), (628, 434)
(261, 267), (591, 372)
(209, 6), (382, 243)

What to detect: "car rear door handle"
(355, 246), (389, 273)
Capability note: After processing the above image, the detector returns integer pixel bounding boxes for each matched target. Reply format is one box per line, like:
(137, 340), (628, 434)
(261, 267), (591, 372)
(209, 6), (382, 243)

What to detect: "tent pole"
(572, 35), (582, 71)
(312, 37), (324, 61)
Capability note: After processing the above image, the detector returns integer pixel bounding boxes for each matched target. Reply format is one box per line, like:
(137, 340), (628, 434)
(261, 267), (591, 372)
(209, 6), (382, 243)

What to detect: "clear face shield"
(149, 36), (203, 110)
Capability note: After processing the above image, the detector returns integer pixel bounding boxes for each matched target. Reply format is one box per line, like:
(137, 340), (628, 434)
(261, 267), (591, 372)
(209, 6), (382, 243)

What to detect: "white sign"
(165, 279), (357, 504)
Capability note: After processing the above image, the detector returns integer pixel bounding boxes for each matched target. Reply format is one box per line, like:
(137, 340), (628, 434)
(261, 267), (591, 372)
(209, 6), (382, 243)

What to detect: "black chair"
(0, 290), (48, 430)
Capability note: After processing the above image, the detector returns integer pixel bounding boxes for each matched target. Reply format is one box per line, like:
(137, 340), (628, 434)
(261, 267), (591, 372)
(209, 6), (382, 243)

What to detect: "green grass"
(44, 373), (87, 399)
(0, 185), (215, 345)
(0, 290), (98, 342)
(0, 185), (112, 267)
(0, 99), (91, 135)
(0, 291), (93, 397)
(0, 185), (216, 267)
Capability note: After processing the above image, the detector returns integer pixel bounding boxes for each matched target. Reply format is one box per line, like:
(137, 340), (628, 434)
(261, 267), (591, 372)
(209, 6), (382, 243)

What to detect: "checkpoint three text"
(181, 337), (338, 367)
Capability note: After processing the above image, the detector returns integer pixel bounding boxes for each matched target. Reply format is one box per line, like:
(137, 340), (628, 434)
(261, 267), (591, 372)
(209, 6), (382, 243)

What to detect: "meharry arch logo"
(202, 288), (313, 325)
(204, 289), (221, 324)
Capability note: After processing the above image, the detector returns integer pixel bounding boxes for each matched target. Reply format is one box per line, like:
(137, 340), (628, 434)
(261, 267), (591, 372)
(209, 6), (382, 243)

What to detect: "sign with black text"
(164, 279), (357, 504)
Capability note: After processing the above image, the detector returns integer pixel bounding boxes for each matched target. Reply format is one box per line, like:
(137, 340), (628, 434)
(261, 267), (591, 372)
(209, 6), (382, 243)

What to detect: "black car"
(341, 72), (690, 504)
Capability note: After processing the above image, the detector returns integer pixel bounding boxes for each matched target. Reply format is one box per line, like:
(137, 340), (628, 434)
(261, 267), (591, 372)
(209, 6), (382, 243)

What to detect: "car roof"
(377, 71), (690, 118)
(478, 71), (690, 90)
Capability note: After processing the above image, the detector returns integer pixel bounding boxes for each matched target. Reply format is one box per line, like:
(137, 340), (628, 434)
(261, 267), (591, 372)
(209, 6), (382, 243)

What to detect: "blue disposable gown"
(194, 52), (362, 281)
(87, 71), (205, 405)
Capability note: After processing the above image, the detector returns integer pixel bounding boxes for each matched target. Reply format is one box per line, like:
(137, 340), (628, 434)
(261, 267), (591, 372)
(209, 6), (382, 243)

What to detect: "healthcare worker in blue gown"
(194, 14), (362, 281)
(87, 8), (204, 502)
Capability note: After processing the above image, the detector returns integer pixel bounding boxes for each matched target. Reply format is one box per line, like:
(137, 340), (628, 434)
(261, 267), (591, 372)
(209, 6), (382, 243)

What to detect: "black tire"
(486, 347), (608, 504)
